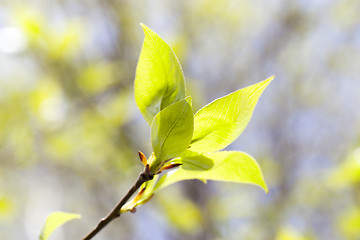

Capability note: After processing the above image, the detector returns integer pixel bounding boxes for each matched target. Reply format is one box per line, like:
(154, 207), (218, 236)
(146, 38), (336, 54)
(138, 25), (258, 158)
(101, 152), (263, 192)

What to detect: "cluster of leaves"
(39, 23), (273, 239)
(121, 24), (273, 212)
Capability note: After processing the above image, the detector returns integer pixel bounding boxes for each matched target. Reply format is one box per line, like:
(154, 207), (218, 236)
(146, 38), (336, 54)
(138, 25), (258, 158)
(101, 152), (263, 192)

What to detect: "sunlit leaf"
(185, 96), (192, 107)
(39, 212), (81, 240)
(155, 151), (267, 192)
(135, 23), (185, 125)
(179, 150), (214, 170)
(190, 76), (273, 153)
(150, 99), (194, 172)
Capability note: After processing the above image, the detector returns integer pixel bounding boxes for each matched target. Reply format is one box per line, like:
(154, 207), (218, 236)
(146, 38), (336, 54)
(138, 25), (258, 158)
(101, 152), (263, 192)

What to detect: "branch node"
(141, 164), (154, 181)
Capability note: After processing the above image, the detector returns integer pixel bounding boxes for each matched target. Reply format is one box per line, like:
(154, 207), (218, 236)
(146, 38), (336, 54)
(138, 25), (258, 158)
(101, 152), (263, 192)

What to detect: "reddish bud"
(138, 151), (147, 166)
(160, 163), (182, 171)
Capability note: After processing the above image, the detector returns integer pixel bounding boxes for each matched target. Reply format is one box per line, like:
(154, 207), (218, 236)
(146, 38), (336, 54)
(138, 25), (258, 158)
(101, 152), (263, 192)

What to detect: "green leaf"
(155, 151), (268, 192)
(189, 76), (273, 153)
(179, 150), (214, 170)
(150, 99), (194, 171)
(185, 96), (192, 107)
(39, 211), (81, 240)
(135, 23), (185, 125)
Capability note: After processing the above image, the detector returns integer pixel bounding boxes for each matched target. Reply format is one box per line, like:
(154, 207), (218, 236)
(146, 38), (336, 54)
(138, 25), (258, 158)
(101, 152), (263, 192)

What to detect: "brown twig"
(82, 165), (154, 240)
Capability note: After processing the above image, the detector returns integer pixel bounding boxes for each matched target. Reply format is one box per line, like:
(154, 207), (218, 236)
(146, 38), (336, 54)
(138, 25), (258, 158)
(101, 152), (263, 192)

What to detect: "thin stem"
(82, 165), (154, 240)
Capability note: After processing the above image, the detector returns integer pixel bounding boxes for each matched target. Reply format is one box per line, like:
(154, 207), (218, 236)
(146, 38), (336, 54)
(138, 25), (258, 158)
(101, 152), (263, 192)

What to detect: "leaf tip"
(39, 212), (81, 240)
(263, 75), (275, 86)
(256, 175), (268, 193)
(262, 183), (269, 194)
(140, 23), (151, 34)
(185, 96), (192, 107)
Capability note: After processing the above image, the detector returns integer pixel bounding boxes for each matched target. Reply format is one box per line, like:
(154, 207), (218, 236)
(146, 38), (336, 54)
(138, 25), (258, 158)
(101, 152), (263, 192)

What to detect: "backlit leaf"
(155, 151), (267, 192)
(135, 24), (185, 125)
(179, 150), (214, 170)
(150, 99), (194, 172)
(39, 212), (81, 240)
(190, 76), (273, 153)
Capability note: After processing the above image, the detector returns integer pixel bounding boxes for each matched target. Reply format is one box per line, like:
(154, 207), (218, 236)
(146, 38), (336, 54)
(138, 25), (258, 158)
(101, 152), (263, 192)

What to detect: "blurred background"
(0, 0), (360, 239)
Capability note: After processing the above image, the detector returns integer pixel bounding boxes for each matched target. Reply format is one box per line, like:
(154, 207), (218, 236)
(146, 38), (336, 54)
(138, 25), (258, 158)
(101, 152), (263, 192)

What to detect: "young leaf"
(39, 211), (81, 240)
(190, 76), (274, 153)
(150, 99), (194, 172)
(185, 96), (192, 107)
(135, 23), (185, 125)
(179, 150), (214, 170)
(121, 178), (157, 213)
(155, 151), (268, 192)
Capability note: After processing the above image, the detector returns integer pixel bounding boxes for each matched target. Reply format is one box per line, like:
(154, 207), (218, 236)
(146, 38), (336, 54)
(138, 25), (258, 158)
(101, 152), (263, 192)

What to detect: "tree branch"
(82, 165), (154, 240)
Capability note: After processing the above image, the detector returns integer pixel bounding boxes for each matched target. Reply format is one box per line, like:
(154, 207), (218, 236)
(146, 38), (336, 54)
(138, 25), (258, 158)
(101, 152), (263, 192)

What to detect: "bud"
(138, 151), (147, 166)
(159, 163), (182, 172)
